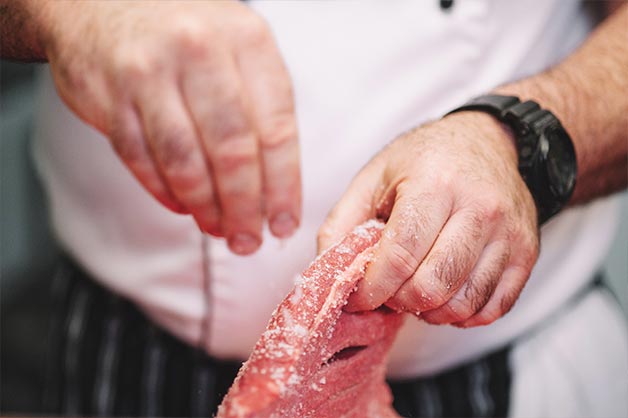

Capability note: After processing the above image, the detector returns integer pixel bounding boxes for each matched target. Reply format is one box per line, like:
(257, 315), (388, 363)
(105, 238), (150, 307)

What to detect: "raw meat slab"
(217, 220), (403, 418)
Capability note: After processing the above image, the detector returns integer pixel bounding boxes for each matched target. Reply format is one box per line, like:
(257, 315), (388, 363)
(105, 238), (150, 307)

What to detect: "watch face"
(545, 126), (577, 200)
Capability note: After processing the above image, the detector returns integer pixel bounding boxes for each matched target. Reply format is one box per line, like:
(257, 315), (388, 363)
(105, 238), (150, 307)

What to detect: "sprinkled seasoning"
(217, 220), (403, 418)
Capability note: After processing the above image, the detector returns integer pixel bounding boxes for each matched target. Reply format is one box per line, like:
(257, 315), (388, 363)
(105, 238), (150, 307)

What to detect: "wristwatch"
(446, 94), (577, 224)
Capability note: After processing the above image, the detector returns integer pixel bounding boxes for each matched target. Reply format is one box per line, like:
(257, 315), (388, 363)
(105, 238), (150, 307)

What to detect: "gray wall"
(604, 194), (628, 312)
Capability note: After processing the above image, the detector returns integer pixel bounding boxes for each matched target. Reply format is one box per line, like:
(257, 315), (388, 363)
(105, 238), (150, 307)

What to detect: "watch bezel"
(543, 124), (577, 202)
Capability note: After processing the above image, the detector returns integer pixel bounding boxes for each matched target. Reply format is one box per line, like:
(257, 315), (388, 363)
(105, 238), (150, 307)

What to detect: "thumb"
(317, 162), (384, 254)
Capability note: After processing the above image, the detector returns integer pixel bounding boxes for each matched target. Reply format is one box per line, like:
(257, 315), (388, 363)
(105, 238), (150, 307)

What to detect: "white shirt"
(33, 0), (619, 378)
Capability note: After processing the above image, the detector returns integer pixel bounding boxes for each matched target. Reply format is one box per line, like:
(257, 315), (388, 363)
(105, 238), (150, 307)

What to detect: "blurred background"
(1, 61), (626, 414)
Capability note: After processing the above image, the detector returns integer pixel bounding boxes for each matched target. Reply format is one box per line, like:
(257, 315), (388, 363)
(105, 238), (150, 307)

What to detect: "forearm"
(0, 0), (53, 60)
(494, 4), (628, 205)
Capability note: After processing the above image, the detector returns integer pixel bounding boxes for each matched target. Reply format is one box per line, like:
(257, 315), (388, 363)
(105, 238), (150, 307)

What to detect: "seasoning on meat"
(217, 220), (404, 418)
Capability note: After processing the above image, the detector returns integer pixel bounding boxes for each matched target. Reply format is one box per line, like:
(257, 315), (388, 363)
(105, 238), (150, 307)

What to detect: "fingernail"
(270, 212), (297, 238)
(229, 233), (260, 255)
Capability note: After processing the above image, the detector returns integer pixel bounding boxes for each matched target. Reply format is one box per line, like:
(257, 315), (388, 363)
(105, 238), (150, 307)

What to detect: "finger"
(316, 161), (385, 254)
(453, 265), (526, 328)
(420, 239), (510, 325)
(455, 239), (538, 327)
(236, 19), (301, 238)
(135, 83), (222, 236)
(344, 182), (452, 312)
(108, 106), (185, 214)
(182, 51), (263, 255)
(385, 208), (493, 314)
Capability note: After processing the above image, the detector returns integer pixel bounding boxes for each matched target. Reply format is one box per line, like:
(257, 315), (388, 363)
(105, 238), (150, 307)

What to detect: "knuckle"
(212, 101), (251, 142)
(260, 114), (297, 151)
(495, 245), (512, 272)
(461, 210), (485, 242)
(499, 287), (520, 316)
(109, 123), (144, 163)
(213, 138), (258, 173)
(153, 128), (196, 171)
(237, 14), (271, 47)
(463, 276), (495, 313)
(384, 241), (421, 280)
(431, 170), (455, 191)
(178, 183), (214, 207)
(170, 18), (211, 55)
(511, 233), (539, 272)
(410, 279), (448, 310)
(175, 22), (203, 44)
(521, 249), (538, 272)
(113, 51), (155, 82)
(449, 299), (476, 321)
(388, 200), (431, 252)
(172, 170), (208, 192)
(112, 138), (145, 164)
(526, 237), (540, 264)
(428, 245), (472, 294)
(478, 194), (507, 222)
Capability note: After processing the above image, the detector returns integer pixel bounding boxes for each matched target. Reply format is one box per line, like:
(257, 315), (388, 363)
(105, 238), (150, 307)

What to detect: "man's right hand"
(39, 0), (301, 254)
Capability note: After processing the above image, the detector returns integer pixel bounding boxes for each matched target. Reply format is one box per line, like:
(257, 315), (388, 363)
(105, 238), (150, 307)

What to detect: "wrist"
(30, 0), (80, 60)
(442, 111), (519, 165)
(445, 94), (578, 224)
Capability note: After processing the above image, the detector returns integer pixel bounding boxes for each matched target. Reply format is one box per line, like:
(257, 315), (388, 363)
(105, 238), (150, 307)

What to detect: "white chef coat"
(33, 0), (621, 380)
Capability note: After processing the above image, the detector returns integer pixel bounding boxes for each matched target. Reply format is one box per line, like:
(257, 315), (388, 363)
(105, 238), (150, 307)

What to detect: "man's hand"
(318, 3), (628, 327)
(318, 113), (539, 326)
(38, 1), (301, 254)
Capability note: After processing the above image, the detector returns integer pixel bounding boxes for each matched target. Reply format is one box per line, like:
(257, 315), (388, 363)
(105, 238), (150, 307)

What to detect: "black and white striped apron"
(44, 256), (511, 418)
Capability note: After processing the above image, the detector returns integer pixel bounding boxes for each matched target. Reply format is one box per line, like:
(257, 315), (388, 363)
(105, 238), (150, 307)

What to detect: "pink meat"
(217, 220), (404, 418)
